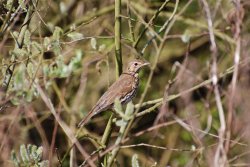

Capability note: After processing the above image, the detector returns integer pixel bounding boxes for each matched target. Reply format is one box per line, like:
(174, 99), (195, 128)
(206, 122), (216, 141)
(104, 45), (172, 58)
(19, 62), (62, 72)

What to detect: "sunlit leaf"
(131, 154), (140, 167)
(90, 37), (97, 50)
(67, 32), (84, 41)
(114, 98), (122, 113)
(52, 26), (63, 40)
(20, 144), (29, 164)
(11, 151), (20, 167)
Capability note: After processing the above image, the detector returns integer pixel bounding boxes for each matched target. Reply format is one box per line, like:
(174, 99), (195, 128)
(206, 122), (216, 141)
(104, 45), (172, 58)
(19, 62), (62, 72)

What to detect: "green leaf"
(59, 2), (67, 13)
(31, 41), (43, 54)
(114, 98), (123, 113)
(36, 146), (43, 161)
(68, 49), (82, 71)
(38, 160), (49, 167)
(18, 0), (27, 11)
(30, 145), (38, 161)
(12, 31), (19, 39)
(90, 38), (97, 50)
(125, 102), (134, 116)
(6, 0), (14, 10)
(11, 151), (20, 167)
(131, 154), (140, 167)
(20, 144), (30, 164)
(27, 62), (34, 78)
(67, 32), (84, 41)
(10, 97), (20, 105)
(24, 30), (31, 46)
(13, 64), (25, 90)
(52, 27), (63, 40)
(181, 34), (190, 43)
(98, 44), (106, 52)
(11, 144), (47, 166)
(115, 119), (127, 127)
(25, 90), (34, 102)
(12, 48), (28, 57)
(43, 37), (51, 50)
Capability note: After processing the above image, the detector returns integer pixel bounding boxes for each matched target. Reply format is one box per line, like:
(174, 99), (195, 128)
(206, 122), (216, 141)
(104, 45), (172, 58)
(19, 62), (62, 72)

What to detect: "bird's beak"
(142, 62), (150, 66)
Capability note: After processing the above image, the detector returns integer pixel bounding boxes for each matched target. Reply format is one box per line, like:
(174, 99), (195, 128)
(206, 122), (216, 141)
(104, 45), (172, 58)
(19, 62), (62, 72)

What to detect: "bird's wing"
(78, 74), (134, 127)
(94, 74), (134, 111)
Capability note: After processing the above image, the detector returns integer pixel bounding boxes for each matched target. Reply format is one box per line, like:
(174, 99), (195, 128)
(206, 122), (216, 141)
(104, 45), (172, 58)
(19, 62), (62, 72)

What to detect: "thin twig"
(200, 0), (227, 166)
(35, 83), (96, 167)
(126, 0), (135, 43)
(115, 0), (123, 78)
(225, 0), (242, 154)
(133, 0), (170, 49)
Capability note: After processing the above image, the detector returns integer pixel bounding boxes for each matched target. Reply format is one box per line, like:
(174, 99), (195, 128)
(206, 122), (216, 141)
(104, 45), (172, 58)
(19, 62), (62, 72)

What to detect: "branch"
(115, 0), (123, 78)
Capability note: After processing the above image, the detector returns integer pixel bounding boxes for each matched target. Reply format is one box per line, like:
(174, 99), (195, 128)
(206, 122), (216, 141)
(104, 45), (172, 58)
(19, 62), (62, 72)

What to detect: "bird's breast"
(120, 75), (139, 104)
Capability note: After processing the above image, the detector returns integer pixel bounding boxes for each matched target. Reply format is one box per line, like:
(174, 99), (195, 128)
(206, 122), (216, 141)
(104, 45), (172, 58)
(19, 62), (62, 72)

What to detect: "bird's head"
(126, 59), (150, 74)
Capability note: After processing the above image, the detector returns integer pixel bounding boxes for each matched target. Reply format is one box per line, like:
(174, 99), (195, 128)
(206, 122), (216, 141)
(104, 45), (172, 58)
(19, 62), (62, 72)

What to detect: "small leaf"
(43, 64), (50, 76)
(90, 38), (97, 50)
(11, 151), (20, 167)
(12, 31), (19, 39)
(11, 144), (47, 166)
(67, 32), (84, 41)
(27, 62), (34, 78)
(68, 49), (82, 71)
(13, 64), (25, 90)
(25, 90), (34, 102)
(6, 0), (14, 10)
(10, 97), (20, 105)
(131, 154), (140, 167)
(27, 144), (33, 156)
(125, 102), (134, 116)
(38, 160), (49, 167)
(60, 2), (67, 13)
(30, 145), (38, 161)
(115, 119), (126, 127)
(43, 37), (51, 50)
(114, 98), (122, 113)
(52, 27), (63, 40)
(24, 30), (31, 46)
(31, 41), (43, 54)
(98, 44), (106, 52)
(20, 144), (30, 164)
(18, 0), (27, 11)
(12, 48), (28, 57)
(181, 29), (193, 43)
(36, 146), (43, 161)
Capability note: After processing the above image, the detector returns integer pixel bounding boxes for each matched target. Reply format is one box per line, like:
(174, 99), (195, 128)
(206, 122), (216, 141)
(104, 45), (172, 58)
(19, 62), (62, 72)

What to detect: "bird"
(78, 59), (150, 127)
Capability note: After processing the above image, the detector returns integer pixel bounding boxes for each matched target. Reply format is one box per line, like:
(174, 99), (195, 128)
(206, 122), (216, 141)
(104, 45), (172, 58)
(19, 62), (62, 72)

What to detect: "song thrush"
(78, 59), (150, 127)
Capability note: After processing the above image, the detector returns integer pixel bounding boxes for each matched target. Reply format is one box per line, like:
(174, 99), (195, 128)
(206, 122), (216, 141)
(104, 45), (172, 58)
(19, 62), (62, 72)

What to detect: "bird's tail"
(77, 108), (98, 128)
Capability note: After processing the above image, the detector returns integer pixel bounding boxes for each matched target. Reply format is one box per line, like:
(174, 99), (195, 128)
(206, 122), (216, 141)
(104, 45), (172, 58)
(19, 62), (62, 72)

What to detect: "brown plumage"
(78, 59), (149, 127)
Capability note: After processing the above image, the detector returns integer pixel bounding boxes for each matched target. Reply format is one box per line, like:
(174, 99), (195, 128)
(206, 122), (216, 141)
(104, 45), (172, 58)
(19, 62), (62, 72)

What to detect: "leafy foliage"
(0, 0), (249, 166)
(11, 144), (48, 167)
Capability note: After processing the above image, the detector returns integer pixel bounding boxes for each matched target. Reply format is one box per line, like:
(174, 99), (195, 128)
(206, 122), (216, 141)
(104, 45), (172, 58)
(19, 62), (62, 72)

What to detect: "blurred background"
(0, 0), (250, 166)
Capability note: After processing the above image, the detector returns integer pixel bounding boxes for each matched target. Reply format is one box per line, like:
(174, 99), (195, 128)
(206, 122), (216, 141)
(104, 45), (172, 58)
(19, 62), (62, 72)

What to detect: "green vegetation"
(0, 0), (249, 166)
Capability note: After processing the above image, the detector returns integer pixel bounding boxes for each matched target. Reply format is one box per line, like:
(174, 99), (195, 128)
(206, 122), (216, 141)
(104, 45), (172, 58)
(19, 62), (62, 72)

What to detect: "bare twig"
(225, 0), (243, 154)
(124, 0), (180, 140)
(115, 0), (123, 78)
(200, 0), (227, 166)
(133, 0), (170, 49)
(35, 83), (96, 167)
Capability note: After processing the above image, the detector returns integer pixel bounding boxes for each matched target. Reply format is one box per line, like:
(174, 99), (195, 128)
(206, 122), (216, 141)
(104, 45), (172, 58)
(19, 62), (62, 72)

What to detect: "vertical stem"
(115, 0), (122, 78)
(200, 0), (226, 166)
(99, 114), (114, 167)
(107, 103), (134, 167)
(225, 0), (242, 154)
(127, 0), (135, 43)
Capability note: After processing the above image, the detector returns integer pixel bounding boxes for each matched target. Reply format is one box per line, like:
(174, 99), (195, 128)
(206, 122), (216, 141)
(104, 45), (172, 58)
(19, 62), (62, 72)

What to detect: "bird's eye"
(134, 63), (138, 66)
